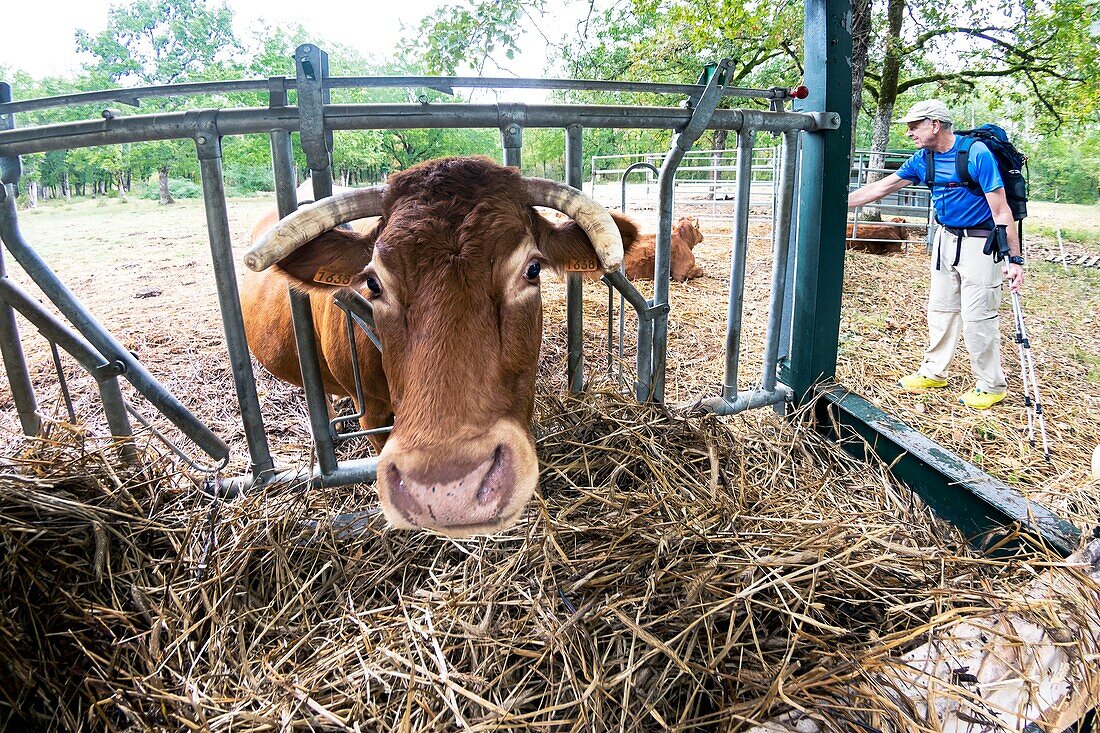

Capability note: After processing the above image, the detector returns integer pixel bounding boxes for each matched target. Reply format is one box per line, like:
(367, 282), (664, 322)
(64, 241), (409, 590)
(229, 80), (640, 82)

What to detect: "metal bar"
(721, 128), (756, 400)
(565, 124), (584, 393)
(0, 84), (37, 437)
(817, 385), (1079, 557)
(696, 386), (793, 415)
(761, 129), (799, 392)
(289, 45), (340, 475)
(781, 0), (851, 401)
(218, 456), (380, 498)
(0, 220), (41, 437)
(0, 181), (227, 460)
(194, 129), (268, 470)
(296, 44), (334, 197)
(0, 107), (833, 157)
(0, 75), (800, 117)
(649, 60), (731, 403)
(0, 277), (134, 449)
(500, 104), (525, 168)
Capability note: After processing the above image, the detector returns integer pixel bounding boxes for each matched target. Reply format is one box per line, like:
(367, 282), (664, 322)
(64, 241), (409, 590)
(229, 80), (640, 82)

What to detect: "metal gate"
(0, 46), (834, 495)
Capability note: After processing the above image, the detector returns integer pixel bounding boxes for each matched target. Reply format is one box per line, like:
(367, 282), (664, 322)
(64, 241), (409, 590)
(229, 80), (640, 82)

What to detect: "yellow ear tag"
(564, 257), (600, 272)
(313, 269), (355, 286)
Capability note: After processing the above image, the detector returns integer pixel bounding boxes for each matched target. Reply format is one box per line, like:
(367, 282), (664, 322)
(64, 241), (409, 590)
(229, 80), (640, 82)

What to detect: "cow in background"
(845, 217), (909, 254)
(624, 216), (705, 281)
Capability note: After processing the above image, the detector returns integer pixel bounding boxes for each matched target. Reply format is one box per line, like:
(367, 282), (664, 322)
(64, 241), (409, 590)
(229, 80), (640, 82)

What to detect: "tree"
(75, 0), (243, 204)
(858, 0), (1100, 181)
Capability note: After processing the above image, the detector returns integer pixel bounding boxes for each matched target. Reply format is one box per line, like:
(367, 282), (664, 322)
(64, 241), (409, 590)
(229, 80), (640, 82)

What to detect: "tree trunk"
(850, 0), (873, 154)
(860, 0), (906, 222)
(62, 171), (71, 200)
(27, 181), (38, 208)
(158, 166), (175, 205)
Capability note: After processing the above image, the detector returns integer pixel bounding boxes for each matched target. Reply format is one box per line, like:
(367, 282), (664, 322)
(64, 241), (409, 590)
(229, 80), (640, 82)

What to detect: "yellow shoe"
(958, 387), (1007, 410)
(898, 373), (949, 392)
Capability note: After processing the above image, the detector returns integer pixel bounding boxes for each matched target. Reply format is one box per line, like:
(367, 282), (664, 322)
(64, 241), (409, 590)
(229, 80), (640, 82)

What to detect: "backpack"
(924, 123), (1029, 223)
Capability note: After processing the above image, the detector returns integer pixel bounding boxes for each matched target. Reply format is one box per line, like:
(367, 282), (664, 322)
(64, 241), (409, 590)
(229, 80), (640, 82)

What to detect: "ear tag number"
(314, 269), (354, 286)
(564, 257), (600, 272)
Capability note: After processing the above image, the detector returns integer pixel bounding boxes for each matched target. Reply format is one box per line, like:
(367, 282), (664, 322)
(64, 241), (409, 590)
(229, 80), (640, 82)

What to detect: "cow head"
(245, 157), (637, 537)
(675, 217), (704, 249)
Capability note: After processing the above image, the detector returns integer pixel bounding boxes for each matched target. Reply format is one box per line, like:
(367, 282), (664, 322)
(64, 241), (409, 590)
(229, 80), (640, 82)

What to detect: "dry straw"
(3, 385), (1098, 731)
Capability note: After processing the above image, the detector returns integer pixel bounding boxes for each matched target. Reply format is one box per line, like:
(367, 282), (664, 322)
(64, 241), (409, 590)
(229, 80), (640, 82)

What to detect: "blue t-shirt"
(895, 138), (1003, 228)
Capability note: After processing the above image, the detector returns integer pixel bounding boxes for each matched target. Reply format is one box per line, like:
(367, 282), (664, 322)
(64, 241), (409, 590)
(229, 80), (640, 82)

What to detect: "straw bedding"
(3, 386), (1098, 731)
(1, 197), (1099, 730)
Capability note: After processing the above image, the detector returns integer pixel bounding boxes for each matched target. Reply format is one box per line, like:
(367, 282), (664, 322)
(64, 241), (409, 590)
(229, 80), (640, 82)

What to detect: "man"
(847, 100), (1025, 410)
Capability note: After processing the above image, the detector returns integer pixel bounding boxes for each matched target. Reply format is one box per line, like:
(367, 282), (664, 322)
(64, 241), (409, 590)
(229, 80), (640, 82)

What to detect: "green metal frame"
(788, 0), (1082, 557)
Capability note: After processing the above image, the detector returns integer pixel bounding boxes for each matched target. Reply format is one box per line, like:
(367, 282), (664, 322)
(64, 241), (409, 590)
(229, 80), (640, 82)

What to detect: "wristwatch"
(1008, 255), (1025, 265)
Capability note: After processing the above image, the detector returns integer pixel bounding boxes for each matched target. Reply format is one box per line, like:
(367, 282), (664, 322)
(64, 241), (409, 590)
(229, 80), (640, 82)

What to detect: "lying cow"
(845, 218), (906, 254)
(623, 217), (705, 281)
(241, 157), (638, 537)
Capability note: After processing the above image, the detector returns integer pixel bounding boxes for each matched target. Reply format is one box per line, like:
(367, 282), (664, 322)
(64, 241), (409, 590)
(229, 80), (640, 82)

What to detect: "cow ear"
(534, 210), (638, 274)
(273, 228), (374, 291)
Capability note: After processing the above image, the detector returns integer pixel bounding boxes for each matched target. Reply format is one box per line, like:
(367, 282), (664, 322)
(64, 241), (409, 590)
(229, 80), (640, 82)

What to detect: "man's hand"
(1005, 262), (1024, 292)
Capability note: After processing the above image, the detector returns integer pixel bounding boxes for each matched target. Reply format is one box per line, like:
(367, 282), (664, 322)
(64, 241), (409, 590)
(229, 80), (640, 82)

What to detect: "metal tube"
(0, 106), (832, 158)
(288, 291), (338, 475)
(761, 129), (799, 392)
(0, 276), (137, 457)
(696, 386), (793, 416)
(721, 128), (756, 399)
(0, 182), (228, 460)
(217, 456), (380, 497)
(0, 84), (38, 438)
(195, 135), (269, 470)
(0, 75), (797, 118)
(565, 124), (584, 393)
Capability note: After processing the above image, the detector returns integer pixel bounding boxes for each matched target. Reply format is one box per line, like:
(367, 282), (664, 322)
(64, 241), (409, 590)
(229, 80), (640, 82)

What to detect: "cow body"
(241, 157), (637, 536)
(624, 217), (705, 281)
(845, 218), (908, 254)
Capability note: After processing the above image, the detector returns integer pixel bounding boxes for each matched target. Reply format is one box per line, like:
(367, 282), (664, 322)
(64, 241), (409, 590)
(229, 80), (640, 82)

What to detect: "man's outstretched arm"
(847, 173), (911, 208)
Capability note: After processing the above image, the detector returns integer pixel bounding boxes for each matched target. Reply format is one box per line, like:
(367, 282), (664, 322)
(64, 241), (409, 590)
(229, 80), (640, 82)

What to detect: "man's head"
(899, 100), (954, 150)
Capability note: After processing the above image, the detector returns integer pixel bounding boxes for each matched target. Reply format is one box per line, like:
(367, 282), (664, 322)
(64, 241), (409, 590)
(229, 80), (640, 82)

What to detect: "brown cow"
(241, 157), (638, 537)
(624, 217), (705, 281)
(845, 219), (906, 254)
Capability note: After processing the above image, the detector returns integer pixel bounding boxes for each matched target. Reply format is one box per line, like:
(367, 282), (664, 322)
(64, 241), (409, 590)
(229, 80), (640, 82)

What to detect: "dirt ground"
(2, 192), (1099, 532)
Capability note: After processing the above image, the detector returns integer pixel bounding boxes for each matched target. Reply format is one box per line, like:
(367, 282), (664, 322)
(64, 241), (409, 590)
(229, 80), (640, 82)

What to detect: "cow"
(845, 219), (906, 254)
(241, 157), (638, 537)
(623, 217), (705, 281)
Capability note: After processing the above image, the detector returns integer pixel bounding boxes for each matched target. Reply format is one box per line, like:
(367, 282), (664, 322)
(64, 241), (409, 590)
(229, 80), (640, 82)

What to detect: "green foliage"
(136, 178), (202, 199)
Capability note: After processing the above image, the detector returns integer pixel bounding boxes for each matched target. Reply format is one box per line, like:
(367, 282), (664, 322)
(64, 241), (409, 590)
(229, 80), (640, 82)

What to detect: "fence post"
(0, 82), (40, 437)
(565, 123), (585, 393)
(194, 118), (273, 480)
(782, 0), (852, 401)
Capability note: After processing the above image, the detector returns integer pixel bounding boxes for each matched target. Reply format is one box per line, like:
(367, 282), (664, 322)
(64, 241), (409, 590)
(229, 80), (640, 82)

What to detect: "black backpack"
(924, 123), (1029, 223)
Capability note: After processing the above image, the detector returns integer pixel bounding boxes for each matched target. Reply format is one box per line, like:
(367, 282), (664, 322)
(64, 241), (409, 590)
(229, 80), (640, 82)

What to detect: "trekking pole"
(1010, 290), (1051, 461)
(1010, 296), (1035, 447)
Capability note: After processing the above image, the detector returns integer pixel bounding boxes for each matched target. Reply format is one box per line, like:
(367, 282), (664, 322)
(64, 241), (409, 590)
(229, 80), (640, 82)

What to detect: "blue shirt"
(895, 138), (1003, 228)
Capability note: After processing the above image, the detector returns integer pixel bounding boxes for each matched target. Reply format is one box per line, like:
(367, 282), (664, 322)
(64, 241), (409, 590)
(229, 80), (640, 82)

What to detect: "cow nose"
(382, 445), (521, 534)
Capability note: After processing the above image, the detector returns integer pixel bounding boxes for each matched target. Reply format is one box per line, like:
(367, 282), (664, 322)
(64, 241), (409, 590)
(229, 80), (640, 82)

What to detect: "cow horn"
(525, 178), (624, 271)
(243, 186), (386, 272)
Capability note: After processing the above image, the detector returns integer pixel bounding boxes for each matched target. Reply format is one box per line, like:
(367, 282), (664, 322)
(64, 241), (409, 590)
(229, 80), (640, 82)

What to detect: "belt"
(943, 225), (992, 238)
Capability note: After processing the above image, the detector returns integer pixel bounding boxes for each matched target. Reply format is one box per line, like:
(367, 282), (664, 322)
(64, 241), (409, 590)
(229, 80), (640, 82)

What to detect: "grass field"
(3, 192), (1099, 531)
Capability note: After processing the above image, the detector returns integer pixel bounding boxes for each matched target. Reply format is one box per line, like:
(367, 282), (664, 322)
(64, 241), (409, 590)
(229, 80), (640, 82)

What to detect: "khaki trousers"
(915, 226), (1008, 394)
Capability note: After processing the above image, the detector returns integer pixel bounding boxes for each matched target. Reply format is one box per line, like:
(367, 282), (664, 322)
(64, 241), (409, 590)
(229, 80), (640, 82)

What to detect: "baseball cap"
(898, 100), (953, 125)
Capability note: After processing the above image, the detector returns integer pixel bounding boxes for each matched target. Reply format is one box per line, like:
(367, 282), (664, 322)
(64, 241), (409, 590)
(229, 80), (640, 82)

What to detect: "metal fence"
(592, 146), (934, 248)
(0, 45), (837, 494)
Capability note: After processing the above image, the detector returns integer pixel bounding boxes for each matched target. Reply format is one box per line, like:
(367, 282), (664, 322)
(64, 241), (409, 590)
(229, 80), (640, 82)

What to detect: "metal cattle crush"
(0, 0), (1081, 558)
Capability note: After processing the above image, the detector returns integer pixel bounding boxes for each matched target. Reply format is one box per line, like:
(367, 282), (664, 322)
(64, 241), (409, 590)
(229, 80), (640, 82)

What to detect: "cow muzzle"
(375, 421), (539, 537)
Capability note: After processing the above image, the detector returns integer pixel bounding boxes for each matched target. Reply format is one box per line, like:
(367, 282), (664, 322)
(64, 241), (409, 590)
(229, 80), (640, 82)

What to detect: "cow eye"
(524, 260), (541, 282)
(365, 274), (382, 296)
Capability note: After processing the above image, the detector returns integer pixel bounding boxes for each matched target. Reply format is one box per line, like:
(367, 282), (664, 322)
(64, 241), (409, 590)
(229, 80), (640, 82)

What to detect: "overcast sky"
(0, 0), (562, 80)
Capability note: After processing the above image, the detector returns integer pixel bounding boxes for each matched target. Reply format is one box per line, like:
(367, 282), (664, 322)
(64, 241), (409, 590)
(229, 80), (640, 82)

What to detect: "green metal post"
(782, 0), (853, 400)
